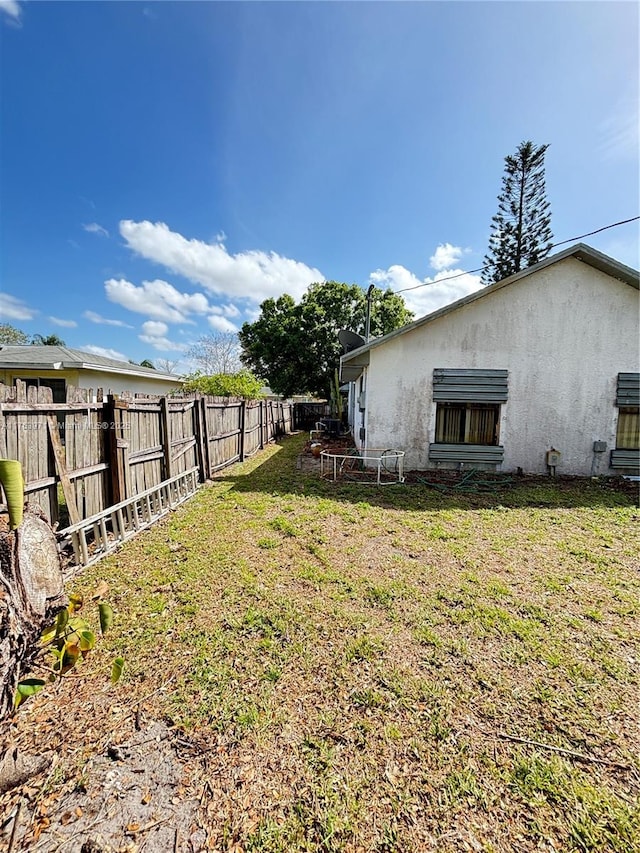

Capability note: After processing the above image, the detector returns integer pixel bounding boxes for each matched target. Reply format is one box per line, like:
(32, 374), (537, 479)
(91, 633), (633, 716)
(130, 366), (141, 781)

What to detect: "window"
(16, 377), (66, 402)
(435, 403), (500, 445)
(616, 408), (639, 449)
(429, 369), (507, 465)
(611, 373), (640, 470)
(614, 374), (639, 449)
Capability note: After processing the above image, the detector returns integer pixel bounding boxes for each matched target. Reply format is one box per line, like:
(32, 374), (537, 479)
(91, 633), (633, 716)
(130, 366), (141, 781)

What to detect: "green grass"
(20, 433), (640, 852)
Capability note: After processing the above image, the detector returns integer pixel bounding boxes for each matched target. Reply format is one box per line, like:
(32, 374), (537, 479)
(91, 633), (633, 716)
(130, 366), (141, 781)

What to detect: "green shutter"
(610, 449), (640, 470)
(433, 369), (508, 403)
(616, 373), (640, 407)
(428, 444), (505, 464)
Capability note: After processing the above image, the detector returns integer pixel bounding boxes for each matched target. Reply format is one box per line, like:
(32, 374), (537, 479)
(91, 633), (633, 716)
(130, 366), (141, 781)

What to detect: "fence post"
(159, 395), (173, 481)
(105, 395), (131, 504)
(259, 400), (264, 449)
(195, 394), (209, 482)
(239, 399), (247, 461)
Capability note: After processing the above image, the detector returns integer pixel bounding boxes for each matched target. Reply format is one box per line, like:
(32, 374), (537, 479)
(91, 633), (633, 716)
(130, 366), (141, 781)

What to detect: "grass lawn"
(9, 434), (640, 852)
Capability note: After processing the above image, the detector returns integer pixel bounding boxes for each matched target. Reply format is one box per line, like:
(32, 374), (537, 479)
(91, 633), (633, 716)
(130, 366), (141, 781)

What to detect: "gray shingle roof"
(0, 345), (182, 382)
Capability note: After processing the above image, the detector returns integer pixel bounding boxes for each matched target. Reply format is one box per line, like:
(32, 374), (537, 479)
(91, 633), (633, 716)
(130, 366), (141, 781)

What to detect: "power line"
(392, 215), (640, 295)
(550, 216), (639, 248)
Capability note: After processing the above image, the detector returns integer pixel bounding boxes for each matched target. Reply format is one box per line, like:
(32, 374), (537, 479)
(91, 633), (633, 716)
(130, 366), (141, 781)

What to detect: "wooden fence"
(0, 381), (293, 531)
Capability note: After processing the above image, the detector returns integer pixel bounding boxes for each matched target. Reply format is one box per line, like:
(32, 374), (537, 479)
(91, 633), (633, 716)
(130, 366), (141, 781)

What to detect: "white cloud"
(83, 222), (109, 237)
(430, 243), (468, 272)
(139, 334), (187, 352)
(369, 265), (483, 319)
(49, 316), (78, 328)
(139, 321), (187, 352)
(141, 320), (169, 337)
(209, 302), (241, 318)
(105, 277), (210, 323)
(0, 292), (35, 320)
(208, 315), (239, 334)
(83, 310), (134, 328)
(0, 0), (21, 21)
(81, 344), (128, 362)
(120, 220), (324, 303)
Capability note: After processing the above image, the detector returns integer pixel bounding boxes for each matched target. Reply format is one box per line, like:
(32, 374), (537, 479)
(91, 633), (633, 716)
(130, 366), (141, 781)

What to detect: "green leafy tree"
(483, 141), (553, 285)
(140, 359), (155, 369)
(237, 294), (306, 399)
(182, 369), (263, 399)
(239, 281), (413, 399)
(31, 333), (66, 346)
(0, 324), (29, 344)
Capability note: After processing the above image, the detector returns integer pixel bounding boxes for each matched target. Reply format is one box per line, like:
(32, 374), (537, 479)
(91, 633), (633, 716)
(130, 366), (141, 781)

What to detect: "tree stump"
(0, 504), (67, 721)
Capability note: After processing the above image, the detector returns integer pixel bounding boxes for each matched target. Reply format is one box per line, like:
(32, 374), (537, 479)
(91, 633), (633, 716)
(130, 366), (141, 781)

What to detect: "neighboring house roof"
(340, 243), (640, 382)
(0, 345), (182, 383)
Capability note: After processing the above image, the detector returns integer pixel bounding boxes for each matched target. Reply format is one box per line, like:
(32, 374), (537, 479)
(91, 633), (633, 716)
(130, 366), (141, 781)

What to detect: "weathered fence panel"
(63, 385), (109, 523)
(203, 398), (242, 473)
(0, 382), (294, 535)
(293, 402), (329, 430)
(244, 401), (263, 458)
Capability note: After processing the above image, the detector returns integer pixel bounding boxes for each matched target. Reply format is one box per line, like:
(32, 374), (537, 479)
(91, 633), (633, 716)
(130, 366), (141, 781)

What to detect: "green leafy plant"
(182, 369), (264, 399)
(14, 590), (124, 710)
(330, 368), (343, 421)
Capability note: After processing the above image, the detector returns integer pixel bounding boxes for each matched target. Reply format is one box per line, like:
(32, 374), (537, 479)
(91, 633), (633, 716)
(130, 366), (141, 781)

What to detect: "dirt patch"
(1, 721), (207, 852)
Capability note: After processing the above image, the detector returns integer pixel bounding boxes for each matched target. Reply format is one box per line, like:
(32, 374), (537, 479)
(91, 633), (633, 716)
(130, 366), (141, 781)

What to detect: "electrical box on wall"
(546, 449), (561, 467)
(593, 441), (607, 453)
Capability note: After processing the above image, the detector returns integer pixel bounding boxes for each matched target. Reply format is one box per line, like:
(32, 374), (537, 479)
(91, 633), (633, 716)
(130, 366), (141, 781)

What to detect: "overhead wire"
(392, 215), (640, 295)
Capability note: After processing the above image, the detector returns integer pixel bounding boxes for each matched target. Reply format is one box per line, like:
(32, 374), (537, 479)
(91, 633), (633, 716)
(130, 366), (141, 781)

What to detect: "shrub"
(182, 370), (264, 399)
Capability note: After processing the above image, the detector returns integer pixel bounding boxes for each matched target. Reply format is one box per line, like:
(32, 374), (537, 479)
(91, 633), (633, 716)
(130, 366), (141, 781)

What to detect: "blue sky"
(1, 0), (638, 372)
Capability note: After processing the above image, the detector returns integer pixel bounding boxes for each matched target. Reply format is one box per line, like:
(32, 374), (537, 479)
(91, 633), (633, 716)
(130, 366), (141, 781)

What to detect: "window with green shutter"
(430, 369), (507, 465)
(612, 373), (639, 470)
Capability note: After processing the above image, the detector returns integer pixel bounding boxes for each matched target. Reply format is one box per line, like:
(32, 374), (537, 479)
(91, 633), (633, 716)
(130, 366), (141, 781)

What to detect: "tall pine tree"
(482, 141), (553, 285)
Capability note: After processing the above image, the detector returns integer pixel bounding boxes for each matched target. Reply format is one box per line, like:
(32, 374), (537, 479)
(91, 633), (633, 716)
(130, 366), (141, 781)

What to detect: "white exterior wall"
(76, 370), (182, 398)
(363, 258), (639, 475)
(0, 368), (182, 400)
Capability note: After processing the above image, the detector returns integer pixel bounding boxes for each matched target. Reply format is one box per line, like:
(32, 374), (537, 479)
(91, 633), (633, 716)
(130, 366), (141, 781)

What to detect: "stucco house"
(340, 243), (639, 477)
(0, 345), (184, 401)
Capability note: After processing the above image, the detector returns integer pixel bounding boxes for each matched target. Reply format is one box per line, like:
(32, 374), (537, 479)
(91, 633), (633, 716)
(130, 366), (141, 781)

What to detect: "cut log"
(0, 504), (67, 722)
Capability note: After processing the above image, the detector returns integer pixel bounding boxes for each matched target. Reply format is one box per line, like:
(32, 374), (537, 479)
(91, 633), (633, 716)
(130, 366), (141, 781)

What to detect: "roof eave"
(340, 351), (370, 382)
(340, 242), (639, 365)
(63, 361), (182, 381)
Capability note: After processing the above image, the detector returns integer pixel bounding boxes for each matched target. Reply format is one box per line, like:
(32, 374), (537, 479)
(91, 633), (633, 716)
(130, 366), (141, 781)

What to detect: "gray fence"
(0, 381), (293, 529)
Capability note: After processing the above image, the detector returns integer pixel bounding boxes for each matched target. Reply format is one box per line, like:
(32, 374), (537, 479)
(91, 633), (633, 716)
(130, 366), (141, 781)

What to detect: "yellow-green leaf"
(111, 657), (125, 684)
(99, 602), (114, 634)
(14, 678), (46, 709)
(68, 616), (90, 633)
(68, 593), (83, 613)
(61, 642), (81, 672)
(79, 629), (96, 652)
(41, 623), (58, 646)
(55, 608), (69, 636)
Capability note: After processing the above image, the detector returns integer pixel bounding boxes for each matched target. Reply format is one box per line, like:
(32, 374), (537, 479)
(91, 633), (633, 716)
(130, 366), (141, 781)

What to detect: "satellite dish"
(338, 330), (366, 353)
